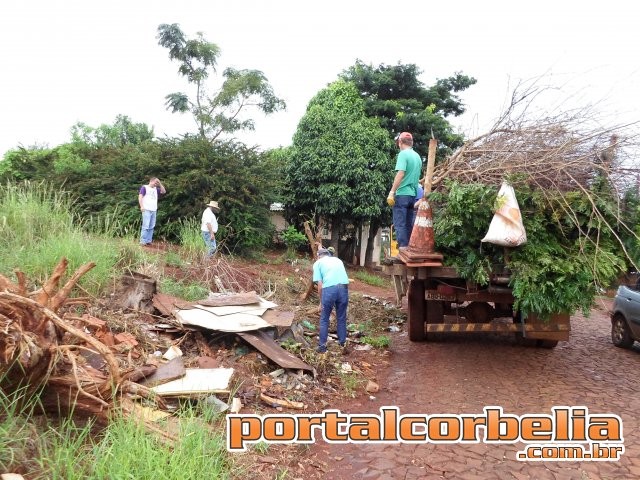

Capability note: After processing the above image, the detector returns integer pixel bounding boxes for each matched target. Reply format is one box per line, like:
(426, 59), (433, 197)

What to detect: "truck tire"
(537, 340), (559, 348)
(408, 279), (426, 341)
(611, 314), (634, 348)
(465, 301), (494, 323)
(515, 333), (538, 347)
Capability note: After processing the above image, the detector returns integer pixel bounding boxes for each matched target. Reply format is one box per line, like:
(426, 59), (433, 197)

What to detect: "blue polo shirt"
(313, 256), (349, 288)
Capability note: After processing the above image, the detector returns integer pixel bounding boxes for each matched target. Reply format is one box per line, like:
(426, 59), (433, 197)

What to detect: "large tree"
(157, 24), (286, 142)
(286, 80), (392, 264)
(340, 60), (476, 159)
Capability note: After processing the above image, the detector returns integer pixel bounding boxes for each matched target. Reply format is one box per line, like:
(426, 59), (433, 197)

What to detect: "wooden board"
(139, 357), (186, 388)
(238, 330), (313, 372)
(198, 292), (262, 307)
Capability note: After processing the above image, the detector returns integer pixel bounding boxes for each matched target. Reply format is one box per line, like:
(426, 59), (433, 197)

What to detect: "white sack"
(481, 182), (527, 247)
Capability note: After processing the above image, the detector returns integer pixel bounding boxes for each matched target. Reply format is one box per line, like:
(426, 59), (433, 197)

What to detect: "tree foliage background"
(286, 81), (392, 223)
(340, 60), (476, 160)
(0, 116), (280, 252)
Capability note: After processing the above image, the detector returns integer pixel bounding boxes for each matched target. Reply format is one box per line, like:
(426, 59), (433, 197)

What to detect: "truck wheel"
(611, 314), (634, 348)
(408, 279), (426, 341)
(537, 340), (558, 348)
(515, 333), (537, 347)
(465, 301), (494, 323)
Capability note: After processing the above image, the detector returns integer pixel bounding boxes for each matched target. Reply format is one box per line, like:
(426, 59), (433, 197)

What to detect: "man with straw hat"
(201, 200), (220, 257)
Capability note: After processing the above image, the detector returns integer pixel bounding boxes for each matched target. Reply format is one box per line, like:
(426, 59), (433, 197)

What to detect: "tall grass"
(0, 181), (142, 295)
(0, 388), (231, 479)
(178, 217), (207, 260)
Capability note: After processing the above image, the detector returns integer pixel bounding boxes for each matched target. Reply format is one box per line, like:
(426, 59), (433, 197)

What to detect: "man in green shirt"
(387, 132), (422, 247)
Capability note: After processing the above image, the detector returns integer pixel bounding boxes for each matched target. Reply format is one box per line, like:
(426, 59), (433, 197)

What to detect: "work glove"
(386, 192), (395, 207)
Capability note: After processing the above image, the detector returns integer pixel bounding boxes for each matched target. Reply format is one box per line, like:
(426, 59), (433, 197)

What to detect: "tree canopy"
(340, 60), (476, 159)
(285, 80), (392, 250)
(157, 23), (286, 143)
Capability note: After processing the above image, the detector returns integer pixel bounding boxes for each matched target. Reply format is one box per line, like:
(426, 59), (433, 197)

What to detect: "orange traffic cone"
(397, 198), (443, 264)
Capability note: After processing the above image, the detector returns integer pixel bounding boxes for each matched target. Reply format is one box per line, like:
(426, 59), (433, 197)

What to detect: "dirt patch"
(80, 248), (403, 479)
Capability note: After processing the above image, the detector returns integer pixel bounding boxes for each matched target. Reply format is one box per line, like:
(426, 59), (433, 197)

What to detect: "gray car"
(611, 284), (640, 348)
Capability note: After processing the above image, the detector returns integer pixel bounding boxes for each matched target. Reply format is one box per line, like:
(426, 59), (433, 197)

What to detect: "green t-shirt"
(394, 148), (422, 196)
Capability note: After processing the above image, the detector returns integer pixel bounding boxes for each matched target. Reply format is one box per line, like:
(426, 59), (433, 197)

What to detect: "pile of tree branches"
(434, 83), (639, 194)
(428, 82), (640, 316)
(0, 259), (166, 431)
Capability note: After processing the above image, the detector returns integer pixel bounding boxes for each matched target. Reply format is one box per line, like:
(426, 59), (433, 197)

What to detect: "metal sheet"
(238, 330), (313, 372)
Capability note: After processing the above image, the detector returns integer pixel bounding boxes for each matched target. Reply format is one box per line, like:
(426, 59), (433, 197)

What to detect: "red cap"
(395, 132), (413, 142)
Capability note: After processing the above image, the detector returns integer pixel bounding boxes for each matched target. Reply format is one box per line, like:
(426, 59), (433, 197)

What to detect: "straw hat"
(206, 200), (220, 213)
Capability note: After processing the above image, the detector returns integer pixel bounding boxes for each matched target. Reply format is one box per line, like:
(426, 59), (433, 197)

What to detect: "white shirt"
(140, 185), (159, 211)
(201, 208), (218, 233)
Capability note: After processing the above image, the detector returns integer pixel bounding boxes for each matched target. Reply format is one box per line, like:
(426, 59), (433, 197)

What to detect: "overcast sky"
(1, 0), (639, 156)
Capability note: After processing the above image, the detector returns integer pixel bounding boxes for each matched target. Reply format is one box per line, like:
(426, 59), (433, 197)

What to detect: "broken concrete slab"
(194, 305), (268, 317)
(176, 309), (271, 332)
(237, 330), (313, 373)
(262, 309), (295, 328)
(151, 368), (234, 396)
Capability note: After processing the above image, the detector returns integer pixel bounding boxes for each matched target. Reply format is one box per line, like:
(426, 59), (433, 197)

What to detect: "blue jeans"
(318, 284), (349, 352)
(140, 210), (157, 245)
(392, 195), (416, 247)
(202, 231), (217, 257)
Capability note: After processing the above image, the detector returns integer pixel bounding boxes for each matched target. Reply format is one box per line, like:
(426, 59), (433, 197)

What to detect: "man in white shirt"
(201, 200), (220, 257)
(138, 177), (166, 246)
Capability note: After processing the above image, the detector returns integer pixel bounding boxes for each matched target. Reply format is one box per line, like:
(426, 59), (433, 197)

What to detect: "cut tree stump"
(120, 271), (156, 312)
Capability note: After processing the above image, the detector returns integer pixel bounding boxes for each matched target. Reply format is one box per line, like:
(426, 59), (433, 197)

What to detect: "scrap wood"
(152, 292), (195, 316)
(139, 357), (186, 388)
(237, 330), (314, 372)
(0, 258), (167, 432)
(198, 291), (262, 307)
(260, 392), (305, 410)
(122, 364), (158, 383)
(261, 309), (295, 327)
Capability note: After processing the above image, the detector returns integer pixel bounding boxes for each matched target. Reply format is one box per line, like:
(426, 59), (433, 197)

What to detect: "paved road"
(310, 298), (640, 479)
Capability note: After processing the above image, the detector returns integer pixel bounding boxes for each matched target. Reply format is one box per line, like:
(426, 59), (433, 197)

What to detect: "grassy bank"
(0, 181), (142, 295)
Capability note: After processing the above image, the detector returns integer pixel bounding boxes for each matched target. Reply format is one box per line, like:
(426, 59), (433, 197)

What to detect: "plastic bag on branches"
(481, 182), (527, 247)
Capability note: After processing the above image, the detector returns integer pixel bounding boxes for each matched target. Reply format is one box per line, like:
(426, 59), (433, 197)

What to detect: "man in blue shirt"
(387, 132), (422, 248)
(312, 248), (350, 353)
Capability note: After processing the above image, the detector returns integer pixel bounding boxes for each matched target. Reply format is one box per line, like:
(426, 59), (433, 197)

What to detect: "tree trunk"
(330, 217), (340, 252)
(364, 219), (381, 268)
(299, 220), (324, 302)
